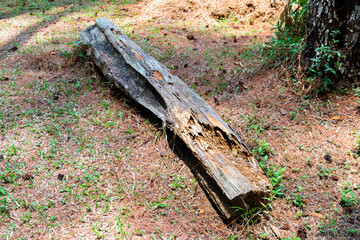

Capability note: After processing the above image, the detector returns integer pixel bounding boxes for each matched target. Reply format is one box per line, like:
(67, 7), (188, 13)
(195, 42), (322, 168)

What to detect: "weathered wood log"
(79, 18), (271, 220)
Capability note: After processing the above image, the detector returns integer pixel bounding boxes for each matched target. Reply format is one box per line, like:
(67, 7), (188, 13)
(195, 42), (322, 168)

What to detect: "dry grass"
(1, 0), (360, 239)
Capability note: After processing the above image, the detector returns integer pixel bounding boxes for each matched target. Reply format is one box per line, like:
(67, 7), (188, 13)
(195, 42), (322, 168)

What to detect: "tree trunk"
(305, 0), (360, 84)
(79, 18), (271, 220)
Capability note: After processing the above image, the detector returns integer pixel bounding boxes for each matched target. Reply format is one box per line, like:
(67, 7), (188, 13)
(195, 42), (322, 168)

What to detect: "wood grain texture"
(79, 18), (271, 220)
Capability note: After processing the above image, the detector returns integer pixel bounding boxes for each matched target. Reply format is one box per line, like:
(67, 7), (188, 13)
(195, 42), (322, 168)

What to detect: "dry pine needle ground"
(0, 0), (360, 239)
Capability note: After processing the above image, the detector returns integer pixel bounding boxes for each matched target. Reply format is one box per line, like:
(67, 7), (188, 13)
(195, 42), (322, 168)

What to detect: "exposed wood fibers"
(152, 70), (164, 81)
(131, 49), (144, 62)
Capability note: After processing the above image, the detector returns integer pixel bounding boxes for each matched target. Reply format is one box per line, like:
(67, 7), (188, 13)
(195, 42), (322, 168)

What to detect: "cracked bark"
(79, 18), (271, 220)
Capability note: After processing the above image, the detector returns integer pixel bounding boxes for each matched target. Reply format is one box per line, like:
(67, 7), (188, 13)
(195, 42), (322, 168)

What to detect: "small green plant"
(252, 139), (274, 160)
(353, 131), (360, 158)
(0, 161), (22, 183)
(347, 228), (359, 236)
(307, 30), (345, 92)
(253, 232), (269, 240)
(151, 202), (169, 209)
(261, 0), (308, 68)
(283, 233), (301, 240)
(291, 185), (307, 208)
(60, 41), (90, 63)
(0, 185), (8, 197)
(317, 166), (335, 179)
(251, 138), (286, 198)
(340, 182), (359, 207)
(233, 207), (261, 231)
(264, 163), (286, 198)
(318, 216), (338, 235)
(355, 87), (360, 97)
(169, 175), (186, 190)
(246, 116), (265, 135)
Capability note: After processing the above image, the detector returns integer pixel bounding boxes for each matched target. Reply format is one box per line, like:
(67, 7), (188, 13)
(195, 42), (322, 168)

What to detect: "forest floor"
(1, 0), (360, 239)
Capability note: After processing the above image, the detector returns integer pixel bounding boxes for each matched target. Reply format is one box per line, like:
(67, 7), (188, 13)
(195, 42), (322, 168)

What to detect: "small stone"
(280, 223), (290, 230)
(214, 96), (220, 105)
(297, 226), (307, 240)
(187, 34), (195, 40)
(9, 46), (18, 51)
(58, 173), (65, 181)
(280, 108), (287, 115)
(68, 78), (77, 83)
(331, 175), (339, 181)
(324, 153), (332, 163)
(22, 173), (34, 181)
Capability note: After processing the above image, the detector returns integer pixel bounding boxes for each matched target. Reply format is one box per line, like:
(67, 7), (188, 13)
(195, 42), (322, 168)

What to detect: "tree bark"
(305, 0), (360, 82)
(79, 18), (271, 220)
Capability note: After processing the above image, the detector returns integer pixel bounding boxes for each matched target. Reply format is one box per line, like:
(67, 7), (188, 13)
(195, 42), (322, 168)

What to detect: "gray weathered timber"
(79, 18), (271, 220)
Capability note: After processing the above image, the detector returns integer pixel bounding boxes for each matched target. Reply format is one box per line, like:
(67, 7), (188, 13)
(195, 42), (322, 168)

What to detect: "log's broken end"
(171, 128), (272, 220)
(170, 106), (271, 220)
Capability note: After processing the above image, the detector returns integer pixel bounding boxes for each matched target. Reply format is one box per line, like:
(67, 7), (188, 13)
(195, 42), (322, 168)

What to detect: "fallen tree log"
(79, 18), (271, 220)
